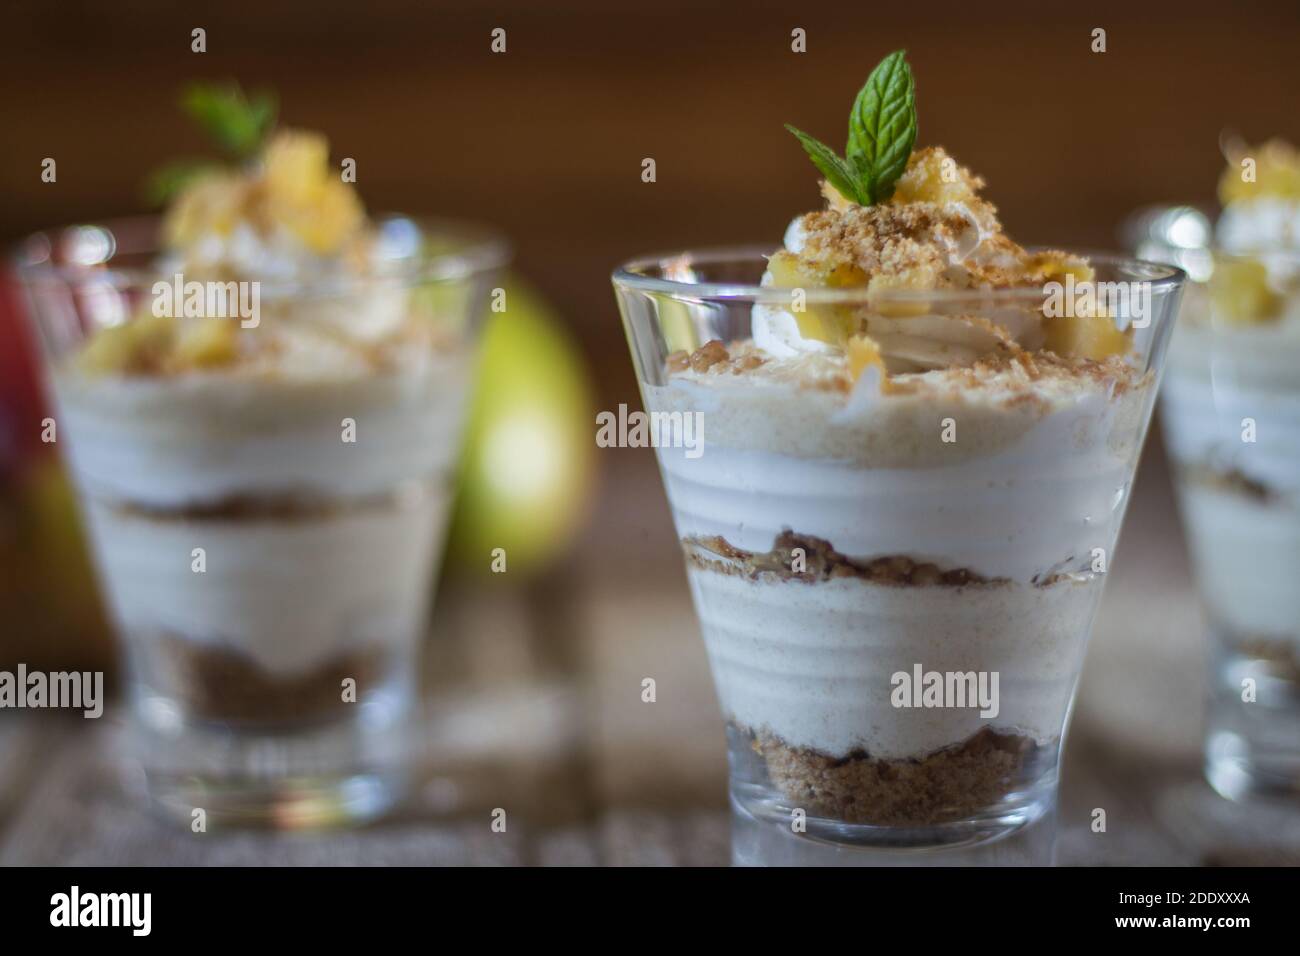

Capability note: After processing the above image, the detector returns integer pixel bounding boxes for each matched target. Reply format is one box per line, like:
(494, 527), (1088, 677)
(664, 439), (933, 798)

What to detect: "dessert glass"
(16, 216), (506, 826)
(1158, 248), (1300, 800)
(614, 249), (1184, 850)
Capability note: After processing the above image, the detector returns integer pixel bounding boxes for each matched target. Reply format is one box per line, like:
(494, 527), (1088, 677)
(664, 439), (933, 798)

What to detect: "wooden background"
(2, 0), (1299, 865)
(4, 0), (1300, 407)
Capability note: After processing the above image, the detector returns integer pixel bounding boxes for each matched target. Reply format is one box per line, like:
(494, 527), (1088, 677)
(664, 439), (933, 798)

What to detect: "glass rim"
(612, 245), (1187, 304)
(11, 214), (512, 293)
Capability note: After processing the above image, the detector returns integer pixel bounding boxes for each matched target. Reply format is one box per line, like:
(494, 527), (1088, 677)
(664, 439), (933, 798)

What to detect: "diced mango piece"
(819, 179), (854, 211)
(261, 129), (364, 254)
(1025, 251), (1095, 284)
(766, 250), (807, 287)
(766, 251), (863, 345)
(163, 171), (247, 248)
(847, 333), (885, 382)
(1043, 313), (1131, 360)
(892, 147), (982, 206)
(77, 313), (177, 375)
(171, 317), (239, 369)
(264, 130), (330, 206)
(1209, 257), (1282, 325)
(1218, 139), (1300, 205)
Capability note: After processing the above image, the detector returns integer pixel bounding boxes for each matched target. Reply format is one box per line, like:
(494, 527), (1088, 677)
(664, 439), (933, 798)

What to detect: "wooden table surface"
(3, 450), (1298, 866)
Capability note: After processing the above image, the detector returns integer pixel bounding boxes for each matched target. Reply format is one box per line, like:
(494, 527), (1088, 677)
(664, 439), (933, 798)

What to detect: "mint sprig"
(181, 82), (277, 159)
(786, 50), (918, 206)
(143, 81), (278, 206)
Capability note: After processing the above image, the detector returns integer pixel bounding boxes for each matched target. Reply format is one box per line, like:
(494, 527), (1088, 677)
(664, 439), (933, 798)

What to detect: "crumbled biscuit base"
(745, 724), (1043, 826)
(684, 531), (1005, 587)
(162, 635), (386, 727)
(1181, 464), (1276, 503)
(1235, 637), (1300, 683)
(667, 340), (767, 377)
(666, 334), (1146, 399)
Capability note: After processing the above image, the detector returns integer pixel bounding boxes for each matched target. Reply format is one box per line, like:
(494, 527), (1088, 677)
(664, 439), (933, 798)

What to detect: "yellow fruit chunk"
(1218, 139), (1300, 205)
(282, 179), (364, 254)
(766, 251), (863, 346)
(171, 317), (239, 369)
(264, 130), (330, 206)
(1025, 251), (1095, 284)
(1208, 258), (1282, 325)
(847, 333), (886, 383)
(263, 130), (364, 254)
(1043, 313), (1131, 360)
(77, 313), (177, 375)
(819, 179), (854, 211)
(892, 147), (982, 206)
(163, 171), (247, 248)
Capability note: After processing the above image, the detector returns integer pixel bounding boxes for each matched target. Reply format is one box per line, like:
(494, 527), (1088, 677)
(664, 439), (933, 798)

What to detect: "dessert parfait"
(16, 87), (505, 824)
(614, 52), (1184, 847)
(1157, 140), (1300, 799)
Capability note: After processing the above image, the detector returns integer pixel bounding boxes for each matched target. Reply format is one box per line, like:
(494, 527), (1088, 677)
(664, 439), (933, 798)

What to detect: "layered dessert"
(1158, 140), (1300, 794)
(618, 52), (1179, 837)
(40, 119), (480, 738)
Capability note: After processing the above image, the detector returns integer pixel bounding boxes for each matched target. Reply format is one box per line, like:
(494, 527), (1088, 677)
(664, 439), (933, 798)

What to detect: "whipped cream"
(649, 371), (1149, 583)
(1218, 197), (1300, 253)
(54, 352), (470, 508)
(85, 485), (447, 676)
(692, 569), (1101, 757)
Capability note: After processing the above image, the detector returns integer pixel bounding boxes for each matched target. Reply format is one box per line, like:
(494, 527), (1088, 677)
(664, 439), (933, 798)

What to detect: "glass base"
(725, 724), (1057, 851)
(125, 677), (414, 830)
(729, 783), (1050, 852)
(730, 795), (1056, 865)
(1205, 729), (1300, 802)
(142, 768), (407, 829)
(1205, 637), (1300, 802)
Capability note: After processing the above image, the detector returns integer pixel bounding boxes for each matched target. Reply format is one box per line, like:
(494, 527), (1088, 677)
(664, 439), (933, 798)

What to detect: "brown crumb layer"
(685, 531), (1004, 587)
(667, 339), (765, 376)
(1181, 464), (1276, 504)
(112, 482), (439, 523)
(749, 724), (1042, 826)
(1236, 637), (1300, 683)
(161, 636), (386, 726)
(668, 338), (1146, 398)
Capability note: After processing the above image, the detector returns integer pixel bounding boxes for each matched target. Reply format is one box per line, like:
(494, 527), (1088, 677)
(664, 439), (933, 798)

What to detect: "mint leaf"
(846, 50), (916, 204)
(784, 125), (862, 204)
(785, 50), (917, 206)
(142, 159), (222, 207)
(180, 82), (277, 159)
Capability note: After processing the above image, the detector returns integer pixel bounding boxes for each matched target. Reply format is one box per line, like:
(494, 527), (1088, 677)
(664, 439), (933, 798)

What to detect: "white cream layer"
(85, 484), (447, 676)
(648, 376), (1149, 583)
(1175, 487), (1300, 642)
(1161, 303), (1300, 644)
(56, 351), (472, 676)
(53, 353), (471, 508)
(647, 368), (1148, 758)
(690, 569), (1102, 758)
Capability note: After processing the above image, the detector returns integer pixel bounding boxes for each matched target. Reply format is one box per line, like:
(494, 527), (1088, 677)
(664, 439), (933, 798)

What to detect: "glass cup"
(15, 216), (507, 826)
(1158, 247), (1300, 800)
(614, 249), (1184, 851)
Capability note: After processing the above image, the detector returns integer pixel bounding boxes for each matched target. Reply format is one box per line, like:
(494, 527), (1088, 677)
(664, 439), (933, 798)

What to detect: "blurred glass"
(15, 217), (507, 827)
